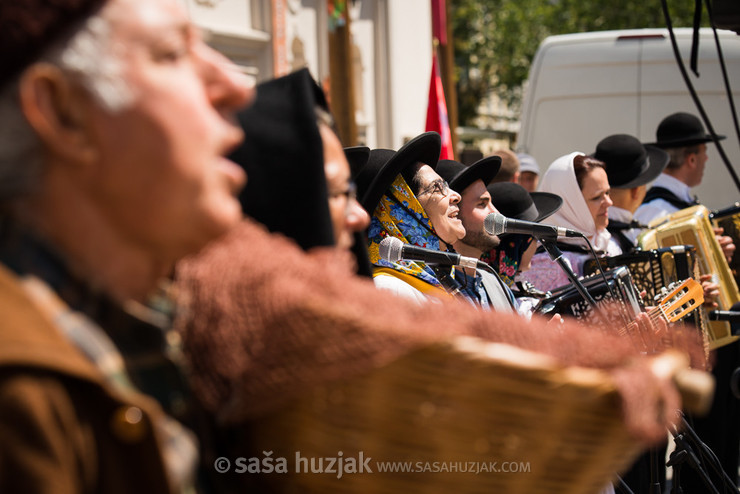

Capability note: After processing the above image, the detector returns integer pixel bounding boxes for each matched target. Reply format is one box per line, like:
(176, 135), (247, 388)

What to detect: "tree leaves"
(452, 0), (701, 125)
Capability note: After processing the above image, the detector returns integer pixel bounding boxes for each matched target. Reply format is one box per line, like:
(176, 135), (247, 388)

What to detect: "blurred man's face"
(321, 123), (370, 251)
(519, 171), (539, 192)
(688, 143), (708, 187)
(633, 184), (648, 213)
(458, 179), (500, 254)
(83, 0), (254, 262)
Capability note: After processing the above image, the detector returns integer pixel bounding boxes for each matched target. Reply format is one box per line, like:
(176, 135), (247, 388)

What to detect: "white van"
(517, 28), (740, 209)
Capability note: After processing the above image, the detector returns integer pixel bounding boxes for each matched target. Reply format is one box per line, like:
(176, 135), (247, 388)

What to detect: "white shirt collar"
(608, 205), (633, 223)
(651, 173), (693, 203)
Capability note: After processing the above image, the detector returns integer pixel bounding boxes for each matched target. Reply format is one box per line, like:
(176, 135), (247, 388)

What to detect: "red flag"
(431, 0), (447, 46)
(425, 53), (454, 160)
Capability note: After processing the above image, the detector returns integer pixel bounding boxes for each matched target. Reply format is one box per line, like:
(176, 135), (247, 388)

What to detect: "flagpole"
(440, 0), (458, 159)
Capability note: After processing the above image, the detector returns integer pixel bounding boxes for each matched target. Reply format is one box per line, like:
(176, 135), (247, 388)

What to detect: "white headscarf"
(538, 152), (613, 253)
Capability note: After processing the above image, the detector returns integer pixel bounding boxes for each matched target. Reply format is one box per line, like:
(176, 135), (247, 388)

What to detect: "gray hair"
(0, 6), (132, 203)
(665, 145), (701, 170)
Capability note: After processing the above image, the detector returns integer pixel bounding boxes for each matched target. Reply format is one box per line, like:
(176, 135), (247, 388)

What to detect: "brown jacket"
(0, 265), (175, 494)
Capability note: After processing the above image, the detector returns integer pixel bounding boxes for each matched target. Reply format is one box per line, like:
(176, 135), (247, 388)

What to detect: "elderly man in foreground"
(0, 0), (252, 492)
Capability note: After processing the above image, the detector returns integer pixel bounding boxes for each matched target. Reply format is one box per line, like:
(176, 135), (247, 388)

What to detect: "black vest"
(642, 186), (698, 210)
(606, 220), (636, 254)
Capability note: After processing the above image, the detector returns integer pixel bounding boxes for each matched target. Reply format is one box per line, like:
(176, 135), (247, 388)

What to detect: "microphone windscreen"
(484, 212), (506, 236)
(379, 236), (404, 263)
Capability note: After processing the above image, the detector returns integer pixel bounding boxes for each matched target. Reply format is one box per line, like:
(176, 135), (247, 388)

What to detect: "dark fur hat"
(1, 0), (108, 87)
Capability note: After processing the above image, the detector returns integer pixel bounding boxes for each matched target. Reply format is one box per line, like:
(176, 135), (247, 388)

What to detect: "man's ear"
(18, 64), (98, 165)
(685, 150), (698, 171)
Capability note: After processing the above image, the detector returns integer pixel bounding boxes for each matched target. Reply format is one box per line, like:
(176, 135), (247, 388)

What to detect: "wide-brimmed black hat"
(344, 146), (370, 178)
(593, 134), (670, 189)
(644, 112), (726, 149)
(488, 182), (562, 223)
(435, 156), (502, 193)
(356, 132), (441, 212)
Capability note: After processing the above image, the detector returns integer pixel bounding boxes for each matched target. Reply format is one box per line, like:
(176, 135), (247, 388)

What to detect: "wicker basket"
(243, 336), (670, 493)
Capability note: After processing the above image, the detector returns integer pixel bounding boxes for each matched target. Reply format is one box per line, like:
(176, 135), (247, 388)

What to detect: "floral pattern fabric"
(481, 234), (533, 287)
(367, 175), (443, 287)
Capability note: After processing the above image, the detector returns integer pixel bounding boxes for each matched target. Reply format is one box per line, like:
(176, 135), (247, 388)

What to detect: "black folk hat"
(645, 112), (726, 149)
(594, 134), (670, 189)
(488, 182), (563, 223)
(435, 156), (502, 194)
(230, 69), (374, 276)
(1, 0), (108, 87)
(229, 68), (334, 251)
(356, 132), (441, 213)
(344, 146), (370, 179)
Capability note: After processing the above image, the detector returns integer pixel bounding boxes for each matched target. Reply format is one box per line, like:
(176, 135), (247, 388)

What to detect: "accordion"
(534, 266), (643, 326)
(582, 246), (697, 303)
(639, 205), (740, 350)
(710, 202), (740, 285)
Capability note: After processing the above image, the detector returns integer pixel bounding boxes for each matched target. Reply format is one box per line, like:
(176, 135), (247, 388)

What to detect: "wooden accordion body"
(710, 202), (740, 286)
(639, 205), (740, 349)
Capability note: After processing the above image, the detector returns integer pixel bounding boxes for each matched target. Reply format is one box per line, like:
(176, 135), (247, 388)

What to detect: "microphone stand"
(666, 414), (736, 494)
(430, 265), (463, 296)
(615, 475), (636, 494)
(648, 448), (663, 494)
(538, 238), (608, 326)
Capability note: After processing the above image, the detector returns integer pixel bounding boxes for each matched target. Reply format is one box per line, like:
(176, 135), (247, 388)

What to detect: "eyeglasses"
(329, 181), (357, 201)
(418, 179), (450, 198)
(329, 181), (358, 215)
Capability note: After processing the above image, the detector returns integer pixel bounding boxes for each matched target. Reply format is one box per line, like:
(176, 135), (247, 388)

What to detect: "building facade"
(179, 0), (434, 150)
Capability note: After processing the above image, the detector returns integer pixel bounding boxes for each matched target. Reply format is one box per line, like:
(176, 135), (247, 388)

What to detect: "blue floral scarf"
(367, 175), (445, 287)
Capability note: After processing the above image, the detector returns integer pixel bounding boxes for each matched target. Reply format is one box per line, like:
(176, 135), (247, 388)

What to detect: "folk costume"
(520, 152), (620, 292)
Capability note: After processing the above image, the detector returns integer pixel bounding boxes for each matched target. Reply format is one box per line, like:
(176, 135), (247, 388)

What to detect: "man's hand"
(700, 274), (720, 309)
(714, 227), (735, 264)
(611, 351), (684, 444)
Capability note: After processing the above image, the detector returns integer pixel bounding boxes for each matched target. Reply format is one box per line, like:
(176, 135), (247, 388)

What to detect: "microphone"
(708, 310), (740, 324)
(379, 236), (485, 270)
(484, 212), (583, 239)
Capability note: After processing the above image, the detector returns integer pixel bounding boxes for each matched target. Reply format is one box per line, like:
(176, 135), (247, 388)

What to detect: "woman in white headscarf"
(519, 152), (618, 292)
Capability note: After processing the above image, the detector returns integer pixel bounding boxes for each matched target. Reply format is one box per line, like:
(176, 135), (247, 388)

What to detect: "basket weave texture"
(249, 336), (644, 494)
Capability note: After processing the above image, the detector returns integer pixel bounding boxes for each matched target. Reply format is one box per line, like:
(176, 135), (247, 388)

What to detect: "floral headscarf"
(367, 175), (445, 287)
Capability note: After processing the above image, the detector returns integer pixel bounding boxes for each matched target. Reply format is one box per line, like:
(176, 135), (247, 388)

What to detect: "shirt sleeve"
(518, 252), (574, 292)
(373, 274), (430, 305)
(633, 200), (677, 229)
